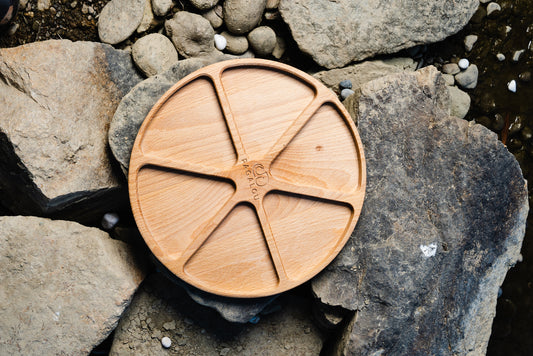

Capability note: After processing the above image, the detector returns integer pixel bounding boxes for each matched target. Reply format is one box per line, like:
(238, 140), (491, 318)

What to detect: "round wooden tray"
(129, 59), (366, 298)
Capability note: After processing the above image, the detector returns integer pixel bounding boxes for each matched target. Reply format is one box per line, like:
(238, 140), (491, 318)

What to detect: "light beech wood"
(129, 59), (366, 298)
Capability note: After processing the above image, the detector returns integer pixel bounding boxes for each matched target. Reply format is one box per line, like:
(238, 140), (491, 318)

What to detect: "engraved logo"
(241, 159), (269, 200)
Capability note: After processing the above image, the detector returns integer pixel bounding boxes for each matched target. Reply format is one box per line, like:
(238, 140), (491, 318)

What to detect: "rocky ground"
(0, 0), (531, 355)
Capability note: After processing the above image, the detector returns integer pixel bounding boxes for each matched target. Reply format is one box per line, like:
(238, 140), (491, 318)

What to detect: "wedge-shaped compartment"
(136, 166), (235, 261)
(271, 103), (363, 193)
(184, 204), (279, 296)
(263, 192), (354, 281)
(140, 76), (236, 170)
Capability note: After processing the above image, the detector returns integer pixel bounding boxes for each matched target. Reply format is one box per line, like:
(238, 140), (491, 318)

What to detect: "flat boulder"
(311, 67), (528, 355)
(279, 0), (478, 68)
(0, 40), (142, 222)
(0, 216), (145, 355)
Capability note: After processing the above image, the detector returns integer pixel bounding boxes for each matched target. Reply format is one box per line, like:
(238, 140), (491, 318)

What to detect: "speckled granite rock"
(279, 0), (478, 68)
(311, 67), (528, 355)
(0, 216), (145, 355)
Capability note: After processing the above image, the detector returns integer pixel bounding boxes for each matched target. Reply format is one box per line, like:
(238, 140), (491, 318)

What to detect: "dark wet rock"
(0, 40), (142, 222)
(109, 273), (324, 355)
(0, 216), (145, 355)
(182, 284), (276, 323)
(279, 0), (479, 68)
(312, 67), (528, 355)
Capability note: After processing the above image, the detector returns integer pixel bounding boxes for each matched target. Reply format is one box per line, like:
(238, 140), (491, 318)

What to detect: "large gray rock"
(165, 11), (215, 58)
(0, 40), (142, 221)
(0, 216), (145, 355)
(109, 54), (235, 173)
(224, 0), (267, 35)
(279, 0), (478, 68)
(110, 273), (324, 355)
(98, 0), (145, 44)
(311, 67), (528, 355)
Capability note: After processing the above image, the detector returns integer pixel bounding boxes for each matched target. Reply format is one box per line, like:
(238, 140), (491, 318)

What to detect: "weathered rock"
(442, 62), (461, 75)
(311, 67), (528, 355)
(272, 35), (286, 59)
(247, 26), (276, 57)
(202, 5), (223, 29)
(223, 0), (267, 35)
(132, 33), (178, 77)
(313, 57), (416, 95)
(152, 0), (173, 17)
(0, 40), (142, 221)
(98, 0), (145, 44)
(279, 0), (479, 68)
(37, 0), (51, 11)
(110, 273), (324, 355)
(221, 31), (249, 55)
(442, 73), (455, 86)
(109, 54), (235, 172)
(136, 0), (158, 33)
(165, 11), (215, 58)
(189, 0), (218, 11)
(464, 34), (478, 52)
(0, 216), (145, 355)
(455, 63), (479, 89)
(448, 85), (471, 119)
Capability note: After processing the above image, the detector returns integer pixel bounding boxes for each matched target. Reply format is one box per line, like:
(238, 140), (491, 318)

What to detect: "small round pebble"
(161, 336), (172, 348)
(512, 49), (525, 62)
(496, 53), (505, 61)
(132, 33), (178, 77)
(464, 35), (478, 52)
(340, 88), (355, 100)
(487, 2), (501, 17)
(507, 79), (517, 93)
(339, 79), (352, 90)
(214, 34), (227, 50)
(101, 213), (120, 230)
(519, 71), (531, 82)
(442, 63), (460, 75)
(247, 26), (276, 57)
(458, 58), (469, 70)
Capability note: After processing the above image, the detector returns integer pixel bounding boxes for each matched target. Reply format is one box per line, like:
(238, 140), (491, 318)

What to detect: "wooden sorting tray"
(129, 59), (366, 298)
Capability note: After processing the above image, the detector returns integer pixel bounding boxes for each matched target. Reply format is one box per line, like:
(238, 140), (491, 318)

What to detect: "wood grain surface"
(129, 59), (366, 298)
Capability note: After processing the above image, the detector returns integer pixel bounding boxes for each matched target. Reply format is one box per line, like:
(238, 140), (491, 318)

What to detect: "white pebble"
(458, 58), (469, 70)
(496, 53), (505, 61)
(161, 336), (172, 348)
(101, 213), (120, 230)
(512, 49), (525, 62)
(506, 26), (512, 34)
(487, 2), (501, 16)
(214, 34), (227, 51)
(340, 88), (355, 100)
(507, 80), (517, 93)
